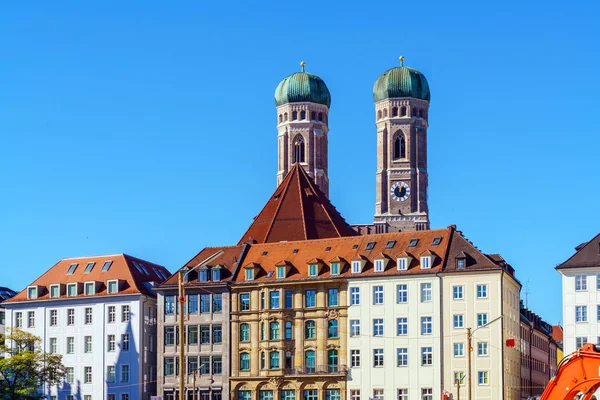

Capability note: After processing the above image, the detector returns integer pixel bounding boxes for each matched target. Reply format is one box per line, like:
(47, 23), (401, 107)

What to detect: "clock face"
(390, 181), (410, 202)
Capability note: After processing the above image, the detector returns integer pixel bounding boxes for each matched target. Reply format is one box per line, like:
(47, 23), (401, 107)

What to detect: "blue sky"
(1, 1), (598, 324)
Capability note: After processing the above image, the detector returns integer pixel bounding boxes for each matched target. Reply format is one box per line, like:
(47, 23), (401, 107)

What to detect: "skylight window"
(408, 239), (419, 247)
(140, 264), (149, 275)
(385, 240), (396, 249)
(293, 249), (299, 254)
(325, 247), (331, 251)
(84, 262), (95, 273)
(66, 264), (78, 275)
(101, 261), (113, 272)
(132, 261), (143, 273)
(352, 244), (359, 249)
(261, 251), (268, 256)
(432, 237), (442, 246)
(266, 271), (274, 278)
(365, 242), (376, 250)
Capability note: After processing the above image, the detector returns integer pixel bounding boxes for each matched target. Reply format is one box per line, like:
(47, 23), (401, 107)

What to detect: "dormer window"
(212, 266), (222, 281)
(374, 259), (384, 272)
(276, 266), (286, 279)
(421, 256), (432, 269)
(84, 282), (96, 295)
(309, 264), (318, 277)
(66, 283), (78, 297)
(107, 280), (118, 294)
(84, 262), (95, 273)
(66, 263), (78, 275)
(397, 257), (408, 271)
(351, 258), (366, 274)
(245, 268), (254, 281)
(27, 286), (38, 299)
(199, 269), (208, 282)
(49, 284), (60, 298)
(330, 262), (340, 275)
(457, 258), (466, 269)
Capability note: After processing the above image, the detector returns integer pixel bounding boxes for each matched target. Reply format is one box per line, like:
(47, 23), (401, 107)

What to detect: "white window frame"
(107, 280), (118, 294)
(276, 266), (286, 279)
(49, 284), (60, 298)
(397, 257), (408, 271)
(576, 305), (588, 322)
(350, 320), (360, 337)
(350, 287), (360, 305)
(373, 319), (384, 337)
(575, 274), (587, 291)
(373, 286), (384, 305)
(350, 349), (360, 367)
(477, 313), (488, 327)
(478, 371), (489, 385)
(454, 342), (464, 357)
(453, 314), (464, 328)
(477, 342), (489, 356)
(66, 283), (78, 297)
(351, 261), (361, 274)
(84, 282), (95, 295)
(27, 286), (38, 299)
(420, 256), (431, 269)
(421, 316), (432, 335)
(420, 282), (432, 302)
(476, 284), (488, 299)
(396, 284), (408, 303)
(453, 285), (463, 300)
(373, 349), (384, 367)
(245, 268), (254, 281)
(397, 348), (408, 367)
(374, 259), (384, 272)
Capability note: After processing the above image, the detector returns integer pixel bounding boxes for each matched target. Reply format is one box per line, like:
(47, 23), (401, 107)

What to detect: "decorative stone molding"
(269, 377), (284, 388)
(326, 309), (339, 320)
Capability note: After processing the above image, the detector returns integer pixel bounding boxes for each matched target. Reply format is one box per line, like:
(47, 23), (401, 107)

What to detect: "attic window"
(308, 264), (318, 277)
(66, 263), (78, 275)
(374, 259), (385, 272)
(397, 257), (408, 271)
(365, 242), (376, 250)
(352, 244), (359, 249)
(351, 261), (362, 274)
(140, 264), (149, 275)
(49, 284), (60, 298)
(293, 249), (299, 254)
(101, 261), (113, 272)
(199, 269), (208, 282)
(385, 240), (396, 249)
(67, 283), (78, 296)
(420, 256), (432, 269)
(457, 258), (466, 269)
(261, 251), (268, 256)
(245, 268), (254, 281)
(330, 262), (340, 275)
(84, 282), (95, 295)
(325, 247), (331, 251)
(276, 266), (286, 279)
(432, 237), (442, 246)
(27, 286), (38, 300)
(212, 267), (221, 281)
(84, 262), (95, 273)
(107, 280), (118, 294)
(408, 239), (419, 247)
(266, 271), (274, 278)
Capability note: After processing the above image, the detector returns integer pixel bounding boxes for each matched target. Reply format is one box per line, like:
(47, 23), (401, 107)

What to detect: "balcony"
(282, 365), (348, 376)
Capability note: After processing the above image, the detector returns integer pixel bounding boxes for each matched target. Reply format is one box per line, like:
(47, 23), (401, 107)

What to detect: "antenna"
(525, 280), (531, 308)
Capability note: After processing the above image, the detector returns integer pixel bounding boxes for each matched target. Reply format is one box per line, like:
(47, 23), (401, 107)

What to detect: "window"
(200, 325), (210, 344)
(576, 337), (588, 349)
(576, 305), (588, 322)
(282, 391), (295, 400)
(122, 305), (130, 322)
(477, 342), (489, 356)
(121, 395), (129, 400)
(240, 323), (250, 342)
(305, 290), (316, 307)
(122, 334), (130, 351)
(107, 280), (118, 294)
(189, 326), (199, 344)
(330, 262), (340, 275)
(453, 285), (463, 299)
(408, 238), (419, 247)
(213, 355), (222, 374)
(245, 268), (254, 281)
(27, 286), (38, 299)
(200, 294), (211, 313)
(372, 390), (384, 400)
(305, 350), (316, 372)
(50, 310), (58, 326)
(350, 320), (360, 337)
(15, 312), (22, 327)
(326, 390), (340, 400)
(308, 264), (317, 276)
(373, 285), (384, 304)
(188, 295), (198, 313)
(84, 336), (92, 353)
(351, 261), (361, 273)
(239, 391), (251, 400)
(393, 133), (406, 159)
(85, 307), (93, 324)
(421, 347), (433, 366)
(240, 293), (250, 311)
(477, 313), (488, 327)
(373, 348), (384, 367)
(421, 316), (432, 335)
(597, 274), (600, 290)
(457, 258), (466, 269)
(212, 267), (221, 281)
(84, 282), (95, 295)
(270, 322), (280, 340)
(304, 390), (318, 400)
(453, 314), (464, 328)
(108, 335), (116, 351)
(121, 365), (129, 382)
(420, 256), (431, 269)
(305, 320), (316, 339)
(397, 389), (408, 400)
(107, 365), (116, 382)
(66, 337), (74, 354)
(397, 257), (408, 271)
(328, 320), (339, 338)
(351, 349), (361, 367)
(67, 309), (75, 325)
(84, 262), (95, 273)
(420, 283), (432, 302)
(476, 284), (488, 298)
(397, 317), (408, 335)
(374, 259), (384, 272)
(392, 107), (399, 117)
(597, 305), (600, 321)
(240, 353), (250, 371)
(67, 263), (78, 275)
(84, 366), (92, 383)
(397, 348), (408, 366)
(49, 337), (57, 354)
(107, 306), (116, 322)
(101, 260), (113, 271)
(300, 110), (306, 120)
(285, 290), (293, 308)
(396, 284), (408, 303)
(66, 367), (74, 384)
(454, 343), (464, 357)
(327, 349), (338, 372)
(328, 288), (339, 306)
(165, 296), (175, 314)
(373, 319), (384, 336)
(270, 351), (280, 369)
(270, 291), (280, 309)
(293, 135), (305, 163)
(67, 283), (77, 296)
(478, 371), (489, 385)
(50, 285), (60, 298)
(454, 372), (465, 385)
(285, 321), (293, 339)
(277, 266), (286, 278)
(165, 327), (175, 345)
(350, 287), (360, 305)
(213, 325), (222, 344)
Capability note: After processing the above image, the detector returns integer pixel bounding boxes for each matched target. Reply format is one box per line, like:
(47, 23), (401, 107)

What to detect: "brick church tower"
(274, 62), (331, 197)
(372, 57), (431, 232)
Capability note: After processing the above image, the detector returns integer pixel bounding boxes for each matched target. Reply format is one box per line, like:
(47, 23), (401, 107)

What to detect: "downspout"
(500, 270), (505, 400)
(529, 324), (533, 398)
(436, 271), (444, 396)
(141, 295), (149, 400)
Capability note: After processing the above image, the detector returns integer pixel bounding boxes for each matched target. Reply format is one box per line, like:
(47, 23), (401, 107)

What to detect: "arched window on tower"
(377, 110), (382, 120)
(411, 108), (417, 117)
(392, 107), (398, 117)
(393, 133), (406, 160)
(284, 112), (288, 121)
(279, 114), (283, 124)
(292, 111), (298, 120)
(419, 109), (424, 118)
(300, 110), (306, 120)
(401, 106), (407, 116)
(293, 135), (305, 163)
(318, 112), (323, 122)
(383, 109), (388, 118)
(311, 111), (316, 121)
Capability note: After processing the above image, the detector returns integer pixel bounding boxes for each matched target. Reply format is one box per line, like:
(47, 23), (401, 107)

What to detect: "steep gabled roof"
(238, 163), (358, 244)
(556, 232), (600, 270)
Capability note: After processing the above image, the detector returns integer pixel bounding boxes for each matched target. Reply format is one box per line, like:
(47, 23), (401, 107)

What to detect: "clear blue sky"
(1, 1), (598, 325)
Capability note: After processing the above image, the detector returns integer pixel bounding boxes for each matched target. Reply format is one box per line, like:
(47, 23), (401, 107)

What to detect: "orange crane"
(541, 343), (600, 399)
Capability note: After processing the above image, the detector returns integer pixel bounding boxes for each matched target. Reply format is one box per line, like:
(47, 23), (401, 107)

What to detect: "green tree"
(0, 328), (66, 400)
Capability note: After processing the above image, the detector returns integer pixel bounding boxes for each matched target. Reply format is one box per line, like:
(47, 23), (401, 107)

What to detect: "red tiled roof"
(238, 163), (358, 245)
(552, 325), (564, 342)
(6, 254), (171, 302)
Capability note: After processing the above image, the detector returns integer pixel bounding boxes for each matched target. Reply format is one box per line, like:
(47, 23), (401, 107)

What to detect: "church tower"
(274, 62), (331, 197)
(373, 57), (431, 232)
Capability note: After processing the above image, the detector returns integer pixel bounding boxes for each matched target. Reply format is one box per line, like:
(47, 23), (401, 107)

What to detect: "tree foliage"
(0, 328), (66, 400)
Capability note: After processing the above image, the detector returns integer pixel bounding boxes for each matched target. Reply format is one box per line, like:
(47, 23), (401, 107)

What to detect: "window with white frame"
(454, 372), (465, 385)
(67, 283), (77, 296)
(50, 284), (60, 298)
(49, 337), (57, 354)
(575, 274), (587, 291)
(350, 390), (360, 400)
(27, 286), (37, 299)
(15, 312), (22, 328)
(454, 343), (464, 357)
(122, 334), (130, 351)
(350, 287), (360, 305)
(84, 366), (92, 383)
(350, 349), (360, 367)
(397, 389), (408, 400)
(477, 342), (489, 356)
(420, 282), (432, 302)
(576, 305), (588, 322)
(27, 311), (35, 328)
(108, 306), (115, 323)
(477, 313), (488, 327)
(351, 261), (361, 273)
(421, 389), (432, 400)
(373, 349), (384, 367)
(421, 347), (433, 365)
(421, 317), (432, 335)
(453, 285), (463, 300)
(397, 257), (407, 271)
(84, 336), (92, 353)
(50, 310), (58, 326)
(107, 365), (116, 382)
(373, 286), (384, 304)
(478, 371), (489, 385)
(453, 314), (464, 328)
(350, 320), (360, 337)
(108, 335), (116, 351)
(67, 309), (75, 325)
(372, 389), (384, 400)
(245, 268), (254, 281)
(397, 348), (408, 367)
(396, 284), (407, 303)
(66, 367), (74, 384)
(597, 305), (600, 321)
(373, 319), (384, 336)
(84, 282), (95, 295)
(576, 337), (588, 349)
(122, 305), (130, 322)
(374, 259), (384, 272)
(107, 280), (118, 294)
(397, 317), (408, 335)
(276, 266), (286, 279)
(476, 284), (487, 298)
(85, 307), (93, 324)
(420, 256), (431, 269)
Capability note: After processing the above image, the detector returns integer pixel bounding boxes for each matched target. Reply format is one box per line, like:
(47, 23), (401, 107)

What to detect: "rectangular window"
(108, 335), (116, 351)
(84, 282), (95, 295)
(213, 294), (222, 312)
(240, 293), (250, 311)
(107, 365), (116, 382)
(350, 287), (360, 305)
(67, 337), (74, 354)
(373, 285), (384, 304)
(453, 314), (464, 328)
(397, 317), (408, 335)
(420, 256), (431, 269)
(576, 305), (588, 322)
(478, 371), (489, 385)
(350, 390), (360, 400)
(245, 268), (254, 281)
(15, 312), (22, 328)
(597, 305), (600, 321)
(212, 325), (222, 344)
(84, 366), (92, 383)
(50, 310), (58, 326)
(330, 262), (340, 275)
(188, 326), (198, 345)
(276, 266), (286, 278)
(397, 389), (408, 400)
(308, 264), (317, 276)
(477, 313), (488, 327)
(373, 349), (384, 367)
(200, 325), (210, 344)
(374, 259), (384, 272)
(576, 337), (588, 349)
(27, 311), (35, 328)
(66, 367), (74, 384)
(597, 274), (600, 290)
(188, 356), (199, 375)
(165, 326), (175, 345)
(396, 284), (407, 303)
(84, 336), (92, 353)
(212, 355), (223, 374)
(121, 395), (129, 400)
(421, 347), (433, 366)
(397, 257), (407, 271)
(351, 261), (361, 273)
(165, 296), (175, 315)
(200, 294), (211, 313)
(476, 284), (488, 298)
(454, 372), (466, 386)
(121, 365), (130, 382)
(328, 288), (339, 307)
(67, 263), (78, 274)
(575, 274), (587, 291)
(101, 260), (113, 271)
(397, 348), (408, 367)
(107, 280), (117, 294)
(85, 307), (93, 324)
(420, 283), (432, 302)
(453, 285), (463, 299)
(372, 389), (383, 400)
(122, 305), (130, 322)
(260, 391), (273, 400)
(188, 295), (199, 314)
(122, 334), (130, 351)
(50, 285), (60, 298)
(325, 390), (340, 400)
(477, 342), (489, 356)
(350, 320), (360, 337)
(67, 283), (77, 296)
(305, 290), (316, 307)
(108, 306), (116, 322)
(270, 291), (280, 309)
(49, 337), (57, 354)
(67, 308), (75, 325)
(350, 349), (360, 367)
(421, 316), (432, 335)
(165, 358), (175, 376)
(454, 343), (464, 357)
(285, 291), (293, 308)
(373, 319), (384, 336)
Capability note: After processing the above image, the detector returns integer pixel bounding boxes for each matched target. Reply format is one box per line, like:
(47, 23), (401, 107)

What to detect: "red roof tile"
(238, 163), (358, 245)
(552, 325), (564, 342)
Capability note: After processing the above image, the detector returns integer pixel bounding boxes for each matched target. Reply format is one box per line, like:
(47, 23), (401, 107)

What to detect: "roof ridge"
(264, 164), (298, 242)
(557, 232), (600, 268)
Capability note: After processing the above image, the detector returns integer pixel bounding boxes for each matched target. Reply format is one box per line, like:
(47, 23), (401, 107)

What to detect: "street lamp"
(191, 364), (206, 400)
(467, 315), (503, 400)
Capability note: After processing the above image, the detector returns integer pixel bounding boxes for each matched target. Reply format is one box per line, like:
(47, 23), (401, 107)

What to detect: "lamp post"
(192, 364), (206, 400)
(467, 315), (503, 400)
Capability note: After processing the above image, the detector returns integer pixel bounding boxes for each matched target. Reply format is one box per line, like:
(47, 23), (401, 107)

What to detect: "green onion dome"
(275, 63), (331, 108)
(373, 59), (430, 102)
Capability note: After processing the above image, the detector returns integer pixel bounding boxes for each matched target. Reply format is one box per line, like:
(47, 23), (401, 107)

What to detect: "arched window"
(392, 107), (398, 117)
(401, 106), (407, 116)
(311, 111), (316, 120)
(328, 319), (338, 338)
(270, 351), (280, 369)
(328, 349), (339, 372)
(240, 323), (250, 342)
(305, 350), (316, 373)
(261, 322), (265, 340)
(419, 109), (424, 118)
(377, 110), (382, 120)
(393, 133), (406, 160)
(305, 320), (316, 339)
(293, 136), (305, 163)
(318, 112), (323, 122)
(411, 108), (417, 117)
(270, 321), (280, 340)
(285, 321), (293, 339)
(240, 353), (250, 371)
(383, 109), (388, 118)
(292, 111), (298, 120)
(300, 110), (306, 120)
(279, 114), (283, 124)
(261, 351), (266, 369)
(284, 112), (288, 121)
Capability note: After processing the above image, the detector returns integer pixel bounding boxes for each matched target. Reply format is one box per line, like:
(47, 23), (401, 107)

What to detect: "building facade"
(0, 286), (17, 337)
(2, 254), (170, 400)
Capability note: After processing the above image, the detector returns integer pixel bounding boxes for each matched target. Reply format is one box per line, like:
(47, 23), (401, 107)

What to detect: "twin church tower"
(274, 58), (431, 233)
